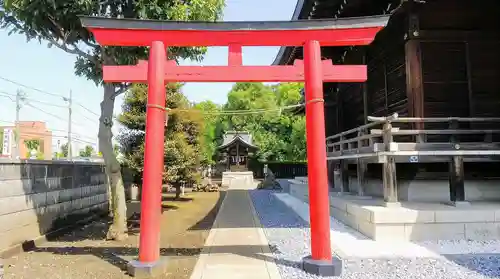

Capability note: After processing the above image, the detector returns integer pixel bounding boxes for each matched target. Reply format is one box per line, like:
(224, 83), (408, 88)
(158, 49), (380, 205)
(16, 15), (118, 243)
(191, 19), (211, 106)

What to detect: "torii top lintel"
(79, 15), (390, 47)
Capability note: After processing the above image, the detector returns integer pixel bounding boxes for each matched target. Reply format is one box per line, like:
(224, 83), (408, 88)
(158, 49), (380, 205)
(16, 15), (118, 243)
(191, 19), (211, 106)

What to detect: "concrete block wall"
(0, 159), (108, 253)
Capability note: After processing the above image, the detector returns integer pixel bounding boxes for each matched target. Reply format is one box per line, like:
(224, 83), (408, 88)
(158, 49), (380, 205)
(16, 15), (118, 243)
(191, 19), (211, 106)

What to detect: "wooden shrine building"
(275, 0), (500, 206)
(217, 131), (259, 172)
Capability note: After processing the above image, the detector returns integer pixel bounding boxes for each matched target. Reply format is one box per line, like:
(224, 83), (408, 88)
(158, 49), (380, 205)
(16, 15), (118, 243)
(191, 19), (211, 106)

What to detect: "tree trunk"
(107, 171), (113, 217)
(100, 83), (128, 241)
(175, 184), (181, 200)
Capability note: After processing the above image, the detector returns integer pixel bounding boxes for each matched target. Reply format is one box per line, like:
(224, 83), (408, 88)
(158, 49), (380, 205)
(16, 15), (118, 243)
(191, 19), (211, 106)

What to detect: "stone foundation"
(289, 179), (500, 241)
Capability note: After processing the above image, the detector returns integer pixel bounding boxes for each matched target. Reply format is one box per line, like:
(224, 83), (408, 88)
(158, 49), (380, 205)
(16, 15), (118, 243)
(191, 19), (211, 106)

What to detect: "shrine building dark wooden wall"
(275, 0), (500, 139)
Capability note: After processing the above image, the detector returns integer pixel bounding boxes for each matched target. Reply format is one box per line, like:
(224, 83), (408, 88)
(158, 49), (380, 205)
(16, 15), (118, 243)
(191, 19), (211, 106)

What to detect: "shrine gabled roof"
(217, 131), (258, 150)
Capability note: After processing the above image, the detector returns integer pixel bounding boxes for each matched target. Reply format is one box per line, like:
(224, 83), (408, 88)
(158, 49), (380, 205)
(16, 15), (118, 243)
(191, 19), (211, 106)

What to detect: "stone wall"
(0, 159), (108, 254)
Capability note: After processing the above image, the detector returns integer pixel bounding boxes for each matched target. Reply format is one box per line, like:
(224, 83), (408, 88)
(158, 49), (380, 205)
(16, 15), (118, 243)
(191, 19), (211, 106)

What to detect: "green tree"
(59, 142), (69, 158)
(218, 82), (306, 162)
(24, 139), (40, 158)
(118, 84), (205, 199)
(79, 145), (94, 157)
(289, 116), (307, 161)
(24, 139), (40, 151)
(1, 0), (225, 240)
(24, 139), (45, 159)
(193, 100), (221, 166)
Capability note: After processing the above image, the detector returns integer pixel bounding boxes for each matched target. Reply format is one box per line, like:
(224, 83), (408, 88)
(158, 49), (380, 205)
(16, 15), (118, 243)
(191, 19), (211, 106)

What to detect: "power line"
(168, 103), (304, 116)
(75, 111), (97, 123)
(0, 90), (67, 108)
(77, 103), (100, 117)
(24, 102), (91, 128)
(25, 103), (68, 123)
(0, 76), (63, 98)
(0, 75), (100, 117)
(2, 90), (97, 128)
(0, 93), (15, 102)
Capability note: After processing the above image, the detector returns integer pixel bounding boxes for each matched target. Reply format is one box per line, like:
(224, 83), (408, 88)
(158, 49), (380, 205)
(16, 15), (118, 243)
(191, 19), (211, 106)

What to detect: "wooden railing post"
(356, 130), (366, 196)
(382, 120), (399, 206)
(448, 119), (467, 206)
(339, 135), (349, 194)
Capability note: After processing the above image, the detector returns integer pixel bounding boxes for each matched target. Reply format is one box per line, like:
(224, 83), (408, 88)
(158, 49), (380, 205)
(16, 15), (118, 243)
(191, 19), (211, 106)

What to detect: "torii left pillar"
(127, 41), (168, 277)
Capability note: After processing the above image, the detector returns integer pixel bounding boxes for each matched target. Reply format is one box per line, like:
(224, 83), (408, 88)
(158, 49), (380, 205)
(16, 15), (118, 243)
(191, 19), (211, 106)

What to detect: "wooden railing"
(326, 113), (500, 163)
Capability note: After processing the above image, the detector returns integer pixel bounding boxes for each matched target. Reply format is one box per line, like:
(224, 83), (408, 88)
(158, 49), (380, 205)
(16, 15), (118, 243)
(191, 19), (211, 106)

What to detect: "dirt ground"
(3, 191), (225, 279)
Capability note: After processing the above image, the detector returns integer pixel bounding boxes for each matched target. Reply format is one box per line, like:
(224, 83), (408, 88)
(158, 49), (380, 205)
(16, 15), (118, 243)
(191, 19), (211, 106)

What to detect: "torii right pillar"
(302, 40), (341, 276)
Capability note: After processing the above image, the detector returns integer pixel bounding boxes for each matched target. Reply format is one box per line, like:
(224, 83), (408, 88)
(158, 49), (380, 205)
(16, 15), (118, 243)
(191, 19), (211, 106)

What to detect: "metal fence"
(249, 160), (307, 179)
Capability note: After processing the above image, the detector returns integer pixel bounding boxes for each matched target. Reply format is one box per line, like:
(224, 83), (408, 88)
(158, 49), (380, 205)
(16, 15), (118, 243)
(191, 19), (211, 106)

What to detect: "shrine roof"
(273, 0), (396, 65)
(218, 131), (258, 150)
(79, 15), (388, 47)
(81, 15), (388, 32)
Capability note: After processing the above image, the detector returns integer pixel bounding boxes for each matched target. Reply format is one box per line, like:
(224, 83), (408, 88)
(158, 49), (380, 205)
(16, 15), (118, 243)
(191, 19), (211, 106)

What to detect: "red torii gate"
(81, 15), (388, 277)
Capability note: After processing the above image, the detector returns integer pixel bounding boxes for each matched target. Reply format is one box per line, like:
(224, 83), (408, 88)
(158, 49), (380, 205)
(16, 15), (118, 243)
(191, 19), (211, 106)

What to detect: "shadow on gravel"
(248, 189), (310, 229)
(28, 244), (298, 273)
(443, 253), (500, 277)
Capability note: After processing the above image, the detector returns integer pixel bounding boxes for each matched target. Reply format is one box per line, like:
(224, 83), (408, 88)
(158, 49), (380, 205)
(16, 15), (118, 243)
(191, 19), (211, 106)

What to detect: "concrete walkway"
(189, 183), (281, 279)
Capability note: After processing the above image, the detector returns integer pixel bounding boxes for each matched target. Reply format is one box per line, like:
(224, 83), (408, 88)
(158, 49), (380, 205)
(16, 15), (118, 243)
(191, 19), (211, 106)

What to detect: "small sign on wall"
(1, 128), (13, 157)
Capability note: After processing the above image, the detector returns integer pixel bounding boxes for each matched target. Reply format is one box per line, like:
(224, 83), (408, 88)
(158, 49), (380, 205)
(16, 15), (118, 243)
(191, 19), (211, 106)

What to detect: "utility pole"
(57, 140), (60, 159)
(14, 90), (24, 159)
(64, 90), (73, 160)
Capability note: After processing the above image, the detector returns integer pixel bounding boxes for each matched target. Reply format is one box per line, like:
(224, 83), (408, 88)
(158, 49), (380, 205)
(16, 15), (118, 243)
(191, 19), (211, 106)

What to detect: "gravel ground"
(417, 240), (500, 255)
(250, 190), (500, 279)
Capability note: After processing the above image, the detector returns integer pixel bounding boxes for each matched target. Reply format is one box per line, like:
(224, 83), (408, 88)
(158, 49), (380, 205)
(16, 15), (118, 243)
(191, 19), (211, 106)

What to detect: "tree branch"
(85, 40), (99, 49)
(45, 36), (95, 61)
(113, 83), (131, 98)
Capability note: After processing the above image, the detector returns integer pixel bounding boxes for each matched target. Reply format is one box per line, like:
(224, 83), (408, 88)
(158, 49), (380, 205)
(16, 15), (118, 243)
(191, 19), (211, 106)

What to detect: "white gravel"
(250, 190), (500, 279)
(273, 192), (441, 259)
(416, 240), (500, 255)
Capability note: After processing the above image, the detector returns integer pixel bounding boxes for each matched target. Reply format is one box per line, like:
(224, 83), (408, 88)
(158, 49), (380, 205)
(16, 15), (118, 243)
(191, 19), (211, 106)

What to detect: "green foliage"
(60, 142), (68, 158)
(193, 100), (221, 166)
(24, 139), (40, 151)
(79, 145), (94, 157)
(217, 82), (306, 161)
(118, 84), (205, 186)
(23, 139), (44, 159)
(113, 144), (120, 156)
(1, 0), (226, 85)
(36, 151), (44, 160)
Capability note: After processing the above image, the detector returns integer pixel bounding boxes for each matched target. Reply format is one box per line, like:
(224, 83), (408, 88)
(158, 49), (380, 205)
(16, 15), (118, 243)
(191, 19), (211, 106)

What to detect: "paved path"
(190, 182), (281, 279)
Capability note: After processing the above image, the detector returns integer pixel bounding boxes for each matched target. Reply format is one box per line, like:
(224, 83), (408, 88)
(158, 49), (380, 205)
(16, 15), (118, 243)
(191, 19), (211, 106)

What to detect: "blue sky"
(0, 0), (297, 153)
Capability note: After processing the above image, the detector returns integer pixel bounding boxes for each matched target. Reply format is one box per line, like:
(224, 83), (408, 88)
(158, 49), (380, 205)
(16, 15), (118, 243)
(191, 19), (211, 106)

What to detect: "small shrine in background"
(217, 131), (259, 172)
